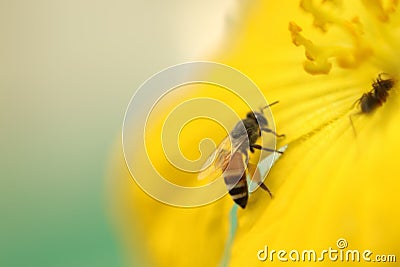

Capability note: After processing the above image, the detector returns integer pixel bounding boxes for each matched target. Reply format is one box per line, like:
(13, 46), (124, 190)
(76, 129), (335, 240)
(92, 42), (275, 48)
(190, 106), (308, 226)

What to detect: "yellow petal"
(109, 0), (400, 266)
(222, 1), (400, 266)
(108, 142), (232, 266)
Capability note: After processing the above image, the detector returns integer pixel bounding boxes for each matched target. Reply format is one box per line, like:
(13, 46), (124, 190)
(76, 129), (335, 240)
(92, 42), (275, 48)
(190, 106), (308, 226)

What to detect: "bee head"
(374, 73), (395, 91)
(247, 111), (268, 127)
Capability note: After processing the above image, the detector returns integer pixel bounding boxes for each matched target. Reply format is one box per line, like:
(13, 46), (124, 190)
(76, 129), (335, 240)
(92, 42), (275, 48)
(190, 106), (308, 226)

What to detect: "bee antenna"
(262, 101), (279, 110)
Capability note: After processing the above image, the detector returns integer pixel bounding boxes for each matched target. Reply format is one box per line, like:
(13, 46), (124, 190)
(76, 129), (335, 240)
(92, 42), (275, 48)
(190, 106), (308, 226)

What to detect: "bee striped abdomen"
(223, 152), (248, 209)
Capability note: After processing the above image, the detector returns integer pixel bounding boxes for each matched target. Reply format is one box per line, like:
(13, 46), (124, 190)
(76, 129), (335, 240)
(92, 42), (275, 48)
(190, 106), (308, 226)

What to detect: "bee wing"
(197, 134), (249, 181)
(248, 144), (288, 193)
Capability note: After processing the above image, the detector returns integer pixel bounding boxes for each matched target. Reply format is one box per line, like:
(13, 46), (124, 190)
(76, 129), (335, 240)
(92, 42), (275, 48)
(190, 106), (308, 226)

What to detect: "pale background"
(0, 0), (240, 266)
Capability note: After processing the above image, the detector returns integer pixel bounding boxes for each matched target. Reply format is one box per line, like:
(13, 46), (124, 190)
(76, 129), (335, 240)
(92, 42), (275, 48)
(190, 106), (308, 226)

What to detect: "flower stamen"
(361, 0), (398, 22)
(289, 22), (332, 74)
(290, 1), (373, 75)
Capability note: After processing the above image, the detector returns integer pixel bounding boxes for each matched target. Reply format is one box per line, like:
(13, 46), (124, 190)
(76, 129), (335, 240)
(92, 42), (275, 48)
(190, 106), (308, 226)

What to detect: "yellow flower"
(109, 1), (400, 266)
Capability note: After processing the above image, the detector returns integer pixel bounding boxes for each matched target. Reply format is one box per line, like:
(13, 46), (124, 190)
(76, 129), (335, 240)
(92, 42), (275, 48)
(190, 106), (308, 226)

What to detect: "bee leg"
(351, 96), (362, 110)
(349, 111), (361, 138)
(259, 182), (273, 198)
(261, 127), (285, 138)
(251, 144), (284, 154)
(244, 150), (249, 165)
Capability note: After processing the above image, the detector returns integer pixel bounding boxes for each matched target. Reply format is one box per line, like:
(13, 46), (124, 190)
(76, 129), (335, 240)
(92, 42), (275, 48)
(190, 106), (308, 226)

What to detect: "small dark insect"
(350, 73), (395, 136)
(357, 73), (395, 113)
(198, 101), (285, 209)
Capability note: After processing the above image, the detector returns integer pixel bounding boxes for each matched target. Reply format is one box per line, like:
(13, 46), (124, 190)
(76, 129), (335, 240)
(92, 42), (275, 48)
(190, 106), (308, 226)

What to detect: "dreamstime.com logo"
(122, 61), (278, 207)
(257, 238), (396, 263)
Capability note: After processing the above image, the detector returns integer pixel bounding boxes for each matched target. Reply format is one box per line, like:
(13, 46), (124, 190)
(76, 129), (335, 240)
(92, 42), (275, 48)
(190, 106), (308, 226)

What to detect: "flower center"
(289, 0), (399, 75)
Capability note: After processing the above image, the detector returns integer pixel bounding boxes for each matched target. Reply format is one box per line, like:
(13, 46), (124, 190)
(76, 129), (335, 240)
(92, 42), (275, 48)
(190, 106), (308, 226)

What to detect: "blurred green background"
(0, 0), (233, 266)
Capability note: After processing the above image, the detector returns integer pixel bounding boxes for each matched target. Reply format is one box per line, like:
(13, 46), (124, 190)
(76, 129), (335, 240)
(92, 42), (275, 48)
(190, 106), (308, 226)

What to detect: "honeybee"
(357, 73), (395, 113)
(198, 101), (285, 208)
